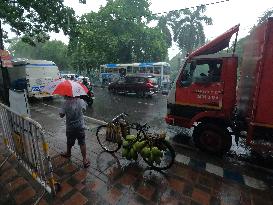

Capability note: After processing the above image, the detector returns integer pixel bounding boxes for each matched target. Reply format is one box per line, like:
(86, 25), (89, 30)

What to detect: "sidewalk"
(0, 104), (272, 205)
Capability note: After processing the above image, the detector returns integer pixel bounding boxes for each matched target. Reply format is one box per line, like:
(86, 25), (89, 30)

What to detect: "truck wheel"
(193, 123), (232, 155)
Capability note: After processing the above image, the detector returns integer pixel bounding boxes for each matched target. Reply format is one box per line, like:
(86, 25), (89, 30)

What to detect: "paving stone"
(218, 183), (241, 205)
(170, 164), (189, 179)
(63, 192), (88, 205)
(160, 190), (184, 205)
(5, 177), (28, 192)
(136, 183), (156, 201)
(103, 165), (122, 182)
(80, 187), (100, 202)
(192, 188), (211, 205)
(183, 183), (193, 197)
(75, 183), (86, 191)
(63, 163), (78, 174)
(1, 161), (12, 171)
(187, 168), (200, 184)
(0, 168), (18, 183)
(66, 176), (79, 186)
(37, 199), (48, 205)
(209, 196), (220, 205)
(167, 177), (184, 193)
(87, 178), (105, 192)
(251, 193), (272, 205)
(160, 197), (180, 205)
(118, 173), (137, 187)
(56, 181), (73, 198)
(72, 170), (88, 183)
(14, 187), (36, 205)
(104, 187), (123, 205)
(113, 183), (128, 194)
(239, 191), (251, 205)
(52, 156), (69, 168)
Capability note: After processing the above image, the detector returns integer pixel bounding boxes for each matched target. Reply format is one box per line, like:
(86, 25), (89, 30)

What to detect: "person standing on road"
(59, 96), (90, 168)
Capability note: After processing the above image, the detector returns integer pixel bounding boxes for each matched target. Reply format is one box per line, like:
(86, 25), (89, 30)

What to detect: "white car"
(61, 73), (77, 79)
(77, 76), (91, 85)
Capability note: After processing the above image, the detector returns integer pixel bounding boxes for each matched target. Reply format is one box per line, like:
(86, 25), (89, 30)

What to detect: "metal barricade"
(0, 102), (58, 195)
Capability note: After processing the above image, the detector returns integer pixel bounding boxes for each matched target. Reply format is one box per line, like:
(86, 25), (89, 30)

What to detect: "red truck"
(165, 18), (273, 155)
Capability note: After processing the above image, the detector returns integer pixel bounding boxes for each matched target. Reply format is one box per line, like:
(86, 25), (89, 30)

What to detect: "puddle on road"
(167, 125), (273, 170)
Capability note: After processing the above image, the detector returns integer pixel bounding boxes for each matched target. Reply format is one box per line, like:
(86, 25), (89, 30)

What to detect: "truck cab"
(166, 18), (273, 155)
(166, 25), (239, 155)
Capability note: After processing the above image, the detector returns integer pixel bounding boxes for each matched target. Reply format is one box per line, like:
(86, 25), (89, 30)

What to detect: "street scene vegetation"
(1, 0), (272, 81)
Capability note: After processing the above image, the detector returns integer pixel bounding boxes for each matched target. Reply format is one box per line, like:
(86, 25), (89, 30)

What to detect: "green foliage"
(0, 0), (76, 44)
(68, 0), (168, 71)
(8, 38), (69, 70)
(169, 53), (182, 81)
(257, 8), (273, 25)
(168, 5), (212, 53)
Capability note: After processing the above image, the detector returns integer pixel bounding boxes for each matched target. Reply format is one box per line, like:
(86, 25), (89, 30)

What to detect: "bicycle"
(96, 113), (175, 170)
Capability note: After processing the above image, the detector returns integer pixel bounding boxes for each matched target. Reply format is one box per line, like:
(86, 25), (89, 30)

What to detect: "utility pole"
(0, 20), (11, 106)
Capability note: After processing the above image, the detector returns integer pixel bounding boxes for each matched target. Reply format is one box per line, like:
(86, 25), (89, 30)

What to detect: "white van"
(9, 59), (60, 98)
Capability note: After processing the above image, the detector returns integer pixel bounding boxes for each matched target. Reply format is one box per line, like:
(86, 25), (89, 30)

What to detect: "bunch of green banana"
(140, 146), (163, 165)
(122, 135), (147, 161)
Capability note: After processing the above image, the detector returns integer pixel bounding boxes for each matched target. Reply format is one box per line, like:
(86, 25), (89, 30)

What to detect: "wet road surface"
(40, 87), (168, 129)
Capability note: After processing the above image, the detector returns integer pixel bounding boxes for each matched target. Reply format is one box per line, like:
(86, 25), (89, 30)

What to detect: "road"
(41, 87), (168, 129)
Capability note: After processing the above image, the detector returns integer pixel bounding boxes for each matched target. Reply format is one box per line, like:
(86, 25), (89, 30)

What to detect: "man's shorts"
(66, 128), (85, 146)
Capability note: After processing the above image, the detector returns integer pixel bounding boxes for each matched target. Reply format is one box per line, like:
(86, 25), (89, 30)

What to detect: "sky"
(5, 0), (273, 59)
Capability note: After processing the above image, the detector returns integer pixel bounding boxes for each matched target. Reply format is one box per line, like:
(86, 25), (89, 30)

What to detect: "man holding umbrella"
(42, 79), (91, 168)
(59, 96), (90, 168)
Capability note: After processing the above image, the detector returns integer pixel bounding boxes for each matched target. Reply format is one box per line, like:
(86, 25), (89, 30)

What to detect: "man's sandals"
(83, 160), (90, 168)
(61, 153), (90, 168)
(60, 152), (71, 159)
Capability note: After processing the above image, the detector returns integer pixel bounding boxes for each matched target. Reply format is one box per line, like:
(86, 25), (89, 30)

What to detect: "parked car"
(108, 74), (158, 97)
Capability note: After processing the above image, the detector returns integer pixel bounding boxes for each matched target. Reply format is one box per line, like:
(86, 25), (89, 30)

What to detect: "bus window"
(133, 67), (139, 73)
(127, 66), (132, 73)
(154, 66), (161, 74)
(139, 68), (145, 73)
(145, 67), (152, 73)
(149, 67), (154, 73)
(163, 66), (170, 75)
(112, 68), (119, 73)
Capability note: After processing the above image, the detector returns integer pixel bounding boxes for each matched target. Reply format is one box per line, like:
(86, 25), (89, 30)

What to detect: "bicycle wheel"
(96, 125), (121, 153)
(143, 140), (175, 170)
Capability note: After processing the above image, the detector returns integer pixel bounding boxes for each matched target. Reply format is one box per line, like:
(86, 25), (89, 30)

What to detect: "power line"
(153, 0), (230, 16)
(74, 0), (231, 25)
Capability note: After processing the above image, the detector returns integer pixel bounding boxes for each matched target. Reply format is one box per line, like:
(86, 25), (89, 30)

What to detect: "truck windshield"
(181, 59), (222, 86)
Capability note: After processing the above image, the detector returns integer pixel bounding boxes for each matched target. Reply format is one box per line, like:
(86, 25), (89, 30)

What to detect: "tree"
(168, 5), (212, 54)
(8, 38), (69, 70)
(0, 0), (76, 45)
(156, 16), (172, 48)
(257, 8), (273, 25)
(68, 0), (169, 72)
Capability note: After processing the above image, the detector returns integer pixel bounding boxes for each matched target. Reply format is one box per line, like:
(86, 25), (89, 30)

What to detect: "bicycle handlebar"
(130, 122), (150, 131)
(112, 112), (129, 122)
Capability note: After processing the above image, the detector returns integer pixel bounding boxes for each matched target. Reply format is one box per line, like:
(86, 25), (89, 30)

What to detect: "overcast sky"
(6, 0), (273, 59)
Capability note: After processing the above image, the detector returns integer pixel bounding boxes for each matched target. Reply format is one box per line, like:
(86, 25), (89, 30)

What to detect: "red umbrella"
(42, 79), (89, 97)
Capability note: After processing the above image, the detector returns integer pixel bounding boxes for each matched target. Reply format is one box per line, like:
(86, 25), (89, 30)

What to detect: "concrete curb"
(175, 153), (270, 190)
